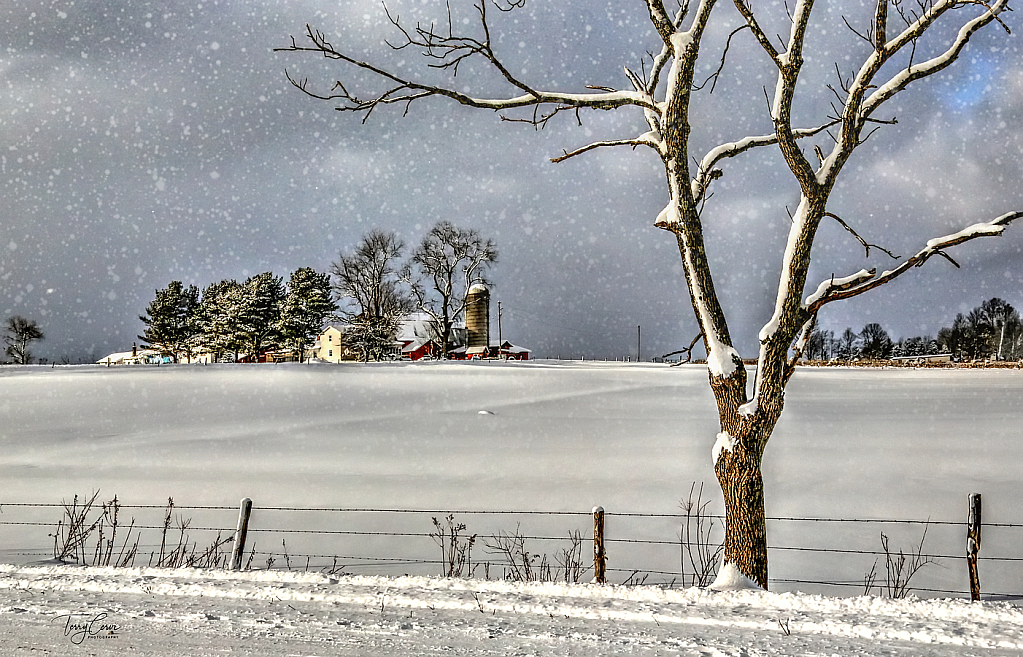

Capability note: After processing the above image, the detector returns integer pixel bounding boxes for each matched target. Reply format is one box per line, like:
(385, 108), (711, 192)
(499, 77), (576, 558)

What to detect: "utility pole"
(637, 325), (641, 363)
(498, 301), (503, 358)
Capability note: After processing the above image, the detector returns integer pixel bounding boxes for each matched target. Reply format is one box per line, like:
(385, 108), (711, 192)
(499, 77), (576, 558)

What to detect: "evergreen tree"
(139, 281), (199, 362)
(901, 336), (926, 358)
(193, 279), (244, 362)
(277, 267), (337, 362)
(342, 314), (406, 362)
(952, 312), (978, 361)
(235, 272), (285, 359)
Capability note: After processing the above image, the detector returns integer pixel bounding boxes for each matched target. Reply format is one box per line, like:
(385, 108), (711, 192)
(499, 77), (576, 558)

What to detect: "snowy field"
(3, 565), (1023, 656)
(1, 361), (1022, 655)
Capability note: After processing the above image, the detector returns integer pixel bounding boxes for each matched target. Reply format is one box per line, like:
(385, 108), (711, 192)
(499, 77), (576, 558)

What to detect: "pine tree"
(277, 268), (337, 362)
(235, 272), (285, 360)
(342, 314), (405, 362)
(139, 281), (199, 362)
(193, 279), (244, 362)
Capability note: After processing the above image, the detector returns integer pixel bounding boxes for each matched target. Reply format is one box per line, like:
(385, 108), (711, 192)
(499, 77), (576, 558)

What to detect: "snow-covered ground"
(3, 563), (1023, 656)
(1, 361), (1021, 654)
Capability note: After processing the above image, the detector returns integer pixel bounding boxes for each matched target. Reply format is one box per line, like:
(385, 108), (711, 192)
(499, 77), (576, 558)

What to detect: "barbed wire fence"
(1, 498), (1021, 601)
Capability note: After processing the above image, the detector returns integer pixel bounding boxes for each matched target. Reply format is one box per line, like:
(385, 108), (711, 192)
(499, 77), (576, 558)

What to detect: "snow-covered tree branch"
(275, 6), (660, 124)
(806, 211), (1023, 315)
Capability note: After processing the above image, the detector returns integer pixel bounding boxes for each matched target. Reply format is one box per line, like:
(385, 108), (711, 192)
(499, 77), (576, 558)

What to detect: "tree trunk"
(710, 369), (782, 591)
(715, 442), (768, 588)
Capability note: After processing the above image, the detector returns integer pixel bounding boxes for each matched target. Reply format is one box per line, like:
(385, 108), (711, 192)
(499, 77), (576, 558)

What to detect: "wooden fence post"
(593, 506), (606, 584)
(230, 498), (253, 571)
(967, 493), (982, 601)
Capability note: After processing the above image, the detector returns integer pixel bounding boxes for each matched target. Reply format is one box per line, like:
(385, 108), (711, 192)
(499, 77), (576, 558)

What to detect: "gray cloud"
(1, 0), (1020, 362)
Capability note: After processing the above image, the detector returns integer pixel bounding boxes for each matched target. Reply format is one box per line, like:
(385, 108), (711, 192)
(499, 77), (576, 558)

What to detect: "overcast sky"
(2, 0), (1020, 363)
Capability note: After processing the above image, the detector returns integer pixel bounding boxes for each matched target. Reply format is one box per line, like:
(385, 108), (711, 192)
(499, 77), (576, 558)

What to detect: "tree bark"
(714, 433), (769, 588)
(710, 366), (782, 590)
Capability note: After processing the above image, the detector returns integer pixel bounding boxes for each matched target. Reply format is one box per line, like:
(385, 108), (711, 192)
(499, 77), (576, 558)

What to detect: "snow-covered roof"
(401, 337), (434, 354)
(97, 349), (162, 364)
(395, 313), (465, 342)
(491, 341), (530, 354)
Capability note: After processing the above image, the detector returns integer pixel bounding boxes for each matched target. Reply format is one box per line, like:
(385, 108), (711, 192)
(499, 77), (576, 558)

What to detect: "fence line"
(3, 497), (1022, 600)
(5, 511), (1022, 564)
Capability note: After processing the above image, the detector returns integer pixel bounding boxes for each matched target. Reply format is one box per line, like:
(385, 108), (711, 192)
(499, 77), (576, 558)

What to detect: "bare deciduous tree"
(332, 230), (411, 319)
(4, 315), (44, 364)
(404, 221), (497, 358)
(859, 322), (894, 360)
(331, 229), (413, 361)
(279, 0), (1020, 587)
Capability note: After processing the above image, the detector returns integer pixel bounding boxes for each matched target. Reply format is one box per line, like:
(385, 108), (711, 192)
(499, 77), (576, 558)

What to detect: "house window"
(328, 349), (333, 357)
(328, 334), (333, 343)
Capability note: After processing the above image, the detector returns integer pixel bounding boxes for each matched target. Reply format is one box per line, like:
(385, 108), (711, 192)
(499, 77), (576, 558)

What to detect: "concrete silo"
(465, 282), (490, 351)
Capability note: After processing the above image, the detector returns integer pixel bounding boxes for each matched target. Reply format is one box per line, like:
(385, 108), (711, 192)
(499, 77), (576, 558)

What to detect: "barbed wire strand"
(6, 501), (1023, 528)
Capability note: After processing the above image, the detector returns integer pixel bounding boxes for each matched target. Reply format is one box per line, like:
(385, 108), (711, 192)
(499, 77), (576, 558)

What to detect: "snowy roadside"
(2, 564), (1022, 656)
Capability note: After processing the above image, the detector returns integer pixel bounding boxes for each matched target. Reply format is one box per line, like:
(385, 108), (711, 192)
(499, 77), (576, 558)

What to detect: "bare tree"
(802, 327), (833, 362)
(279, 0), (1020, 587)
(332, 230), (411, 319)
(837, 327), (859, 361)
(403, 221), (497, 358)
(859, 323), (894, 360)
(4, 315), (44, 364)
(975, 298), (1020, 360)
(331, 229), (413, 361)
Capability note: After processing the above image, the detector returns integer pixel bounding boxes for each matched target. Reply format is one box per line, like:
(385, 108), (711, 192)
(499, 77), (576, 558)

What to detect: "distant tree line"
(803, 298), (1023, 362)
(138, 220), (497, 365)
(139, 268), (336, 363)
